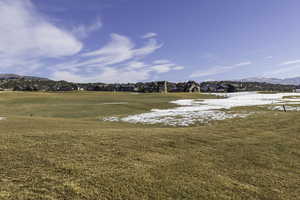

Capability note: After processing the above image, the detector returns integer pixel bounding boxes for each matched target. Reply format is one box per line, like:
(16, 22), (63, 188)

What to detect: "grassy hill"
(0, 91), (299, 200)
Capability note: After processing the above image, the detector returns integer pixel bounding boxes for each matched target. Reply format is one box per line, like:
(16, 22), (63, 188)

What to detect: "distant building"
(293, 85), (300, 92)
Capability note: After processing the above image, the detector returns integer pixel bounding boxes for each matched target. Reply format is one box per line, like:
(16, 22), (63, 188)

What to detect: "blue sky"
(0, 0), (300, 83)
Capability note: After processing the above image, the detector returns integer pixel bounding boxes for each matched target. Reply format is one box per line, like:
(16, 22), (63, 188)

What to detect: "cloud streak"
(150, 60), (184, 74)
(72, 18), (102, 39)
(51, 36), (183, 83)
(50, 34), (185, 83)
(279, 59), (300, 66)
(0, 0), (184, 83)
(54, 33), (163, 71)
(0, 0), (82, 75)
(142, 32), (157, 39)
(190, 61), (252, 78)
(0, 0), (82, 58)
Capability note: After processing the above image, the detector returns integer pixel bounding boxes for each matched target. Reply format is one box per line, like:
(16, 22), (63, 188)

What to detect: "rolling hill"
(240, 77), (300, 85)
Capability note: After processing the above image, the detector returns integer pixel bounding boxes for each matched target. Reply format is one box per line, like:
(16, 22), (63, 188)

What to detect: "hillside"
(0, 73), (50, 81)
(0, 74), (298, 92)
(241, 77), (300, 85)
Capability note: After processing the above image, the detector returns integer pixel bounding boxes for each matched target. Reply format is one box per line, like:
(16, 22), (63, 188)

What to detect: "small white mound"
(120, 110), (250, 126)
(103, 92), (300, 126)
(0, 117), (6, 121)
(103, 116), (120, 122)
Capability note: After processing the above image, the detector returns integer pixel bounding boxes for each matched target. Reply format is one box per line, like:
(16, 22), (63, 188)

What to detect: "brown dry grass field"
(0, 91), (299, 200)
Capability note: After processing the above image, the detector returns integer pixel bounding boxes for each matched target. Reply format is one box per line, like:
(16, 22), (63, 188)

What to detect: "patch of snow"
(103, 116), (120, 122)
(269, 105), (300, 111)
(103, 92), (300, 126)
(0, 117), (6, 120)
(281, 97), (300, 104)
(170, 99), (204, 106)
(120, 111), (250, 126)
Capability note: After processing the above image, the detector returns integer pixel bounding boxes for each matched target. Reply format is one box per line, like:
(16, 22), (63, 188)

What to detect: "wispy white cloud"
(126, 61), (147, 69)
(54, 33), (163, 71)
(0, 0), (82, 75)
(263, 65), (300, 78)
(53, 61), (184, 83)
(0, 0), (82, 58)
(134, 38), (163, 57)
(201, 53), (217, 61)
(94, 67), (151, 83)
(173, 66), (184, 70)
(234, 61), (252, 67)
(261, 59), (300, 78)
(80, 33), (136, 67)
(51, 34), (182, 82)
(151, 64), (174, 74)
(82, 33), (134, 58)
(72, 18), (102, 39)
(0, 0), (183, 83)
(150, 60), (184, 74)
(265, 56), (273, 59)
(153, 60), (170, 64)
(279, 59), (300, 66)
(52, 67), (152, 83)
(142, 32), (157, 39)
(190, 61), (252, 78)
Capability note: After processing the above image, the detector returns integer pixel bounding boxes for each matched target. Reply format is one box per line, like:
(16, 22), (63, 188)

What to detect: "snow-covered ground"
(103, 92), (300, 126)
(269, 105), (300, 111)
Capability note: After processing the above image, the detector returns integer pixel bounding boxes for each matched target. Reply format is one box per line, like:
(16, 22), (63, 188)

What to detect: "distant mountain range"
(0, 74), (50, 81)
(1, 73), (300, 86)
(0, 73), (297, 92)
(240, 77), (300, 85)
